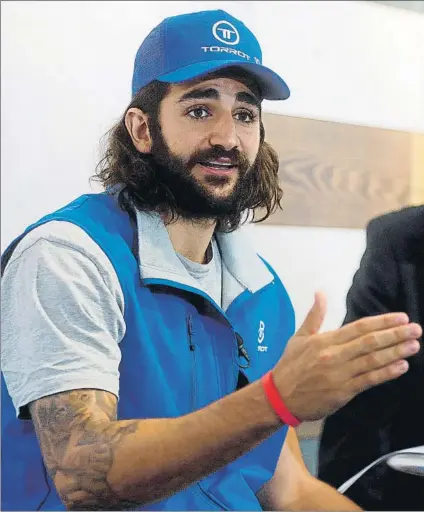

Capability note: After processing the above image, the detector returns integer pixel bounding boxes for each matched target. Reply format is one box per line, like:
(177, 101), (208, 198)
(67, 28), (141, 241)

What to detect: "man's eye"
(235, 110), (255, 124)
(188, 108), (209, 119)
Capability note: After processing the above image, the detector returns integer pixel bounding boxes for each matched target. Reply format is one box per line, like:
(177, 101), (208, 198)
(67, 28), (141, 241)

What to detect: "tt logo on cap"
(212, 21), (240, 45)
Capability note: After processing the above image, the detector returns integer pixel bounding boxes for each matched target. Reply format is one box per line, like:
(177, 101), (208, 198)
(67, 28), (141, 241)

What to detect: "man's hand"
(272, 292), (422, 421)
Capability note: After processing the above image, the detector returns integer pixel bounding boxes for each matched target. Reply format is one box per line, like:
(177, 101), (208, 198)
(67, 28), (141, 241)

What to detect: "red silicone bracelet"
(262, 371), (301, 427)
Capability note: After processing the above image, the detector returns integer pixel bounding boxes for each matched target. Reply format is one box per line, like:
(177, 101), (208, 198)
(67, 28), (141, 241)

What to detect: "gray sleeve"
(1, 221), (126, 418)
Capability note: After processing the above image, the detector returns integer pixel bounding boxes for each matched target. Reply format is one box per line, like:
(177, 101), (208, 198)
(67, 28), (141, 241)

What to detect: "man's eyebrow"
(236, 91), (261, 109)
(178, 88), (219, 103)
(177, 87), (261, 108)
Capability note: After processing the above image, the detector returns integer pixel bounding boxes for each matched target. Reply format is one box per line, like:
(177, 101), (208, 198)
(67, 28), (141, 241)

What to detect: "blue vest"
(1, 193), (295, 510)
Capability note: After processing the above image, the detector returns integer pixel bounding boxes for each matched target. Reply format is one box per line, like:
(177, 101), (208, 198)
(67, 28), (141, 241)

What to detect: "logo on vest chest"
(257, 320), (268, 352)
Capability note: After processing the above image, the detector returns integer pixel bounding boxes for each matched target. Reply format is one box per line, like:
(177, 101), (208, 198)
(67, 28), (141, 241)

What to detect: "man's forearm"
(107, 381), (281, 505)
(31, 381), (281, 510)
(260, 475), (362, 511)
(296, 476), (362, 511)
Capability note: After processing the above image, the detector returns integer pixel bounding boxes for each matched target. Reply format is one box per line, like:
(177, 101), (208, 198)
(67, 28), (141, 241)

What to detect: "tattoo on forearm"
(30, 390), (139, 510)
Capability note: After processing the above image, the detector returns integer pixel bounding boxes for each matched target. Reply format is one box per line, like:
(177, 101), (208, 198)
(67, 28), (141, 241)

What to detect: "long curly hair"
(92, 68), (283, 232)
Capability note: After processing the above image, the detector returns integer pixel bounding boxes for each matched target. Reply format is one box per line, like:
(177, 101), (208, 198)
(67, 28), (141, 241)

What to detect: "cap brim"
(158, 60), (290, 101)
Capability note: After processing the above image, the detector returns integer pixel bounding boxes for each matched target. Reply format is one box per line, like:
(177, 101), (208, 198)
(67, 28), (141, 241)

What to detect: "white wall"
(2, 1), (423, 330)
(254, 1), (424, 133)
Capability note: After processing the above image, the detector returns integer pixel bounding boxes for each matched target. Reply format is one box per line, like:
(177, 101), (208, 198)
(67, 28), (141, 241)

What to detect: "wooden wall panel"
(261, 113), (423, 229)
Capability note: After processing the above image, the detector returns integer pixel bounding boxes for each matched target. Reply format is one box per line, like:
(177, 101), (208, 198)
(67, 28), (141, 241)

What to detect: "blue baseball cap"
(131, 10), (290, 101)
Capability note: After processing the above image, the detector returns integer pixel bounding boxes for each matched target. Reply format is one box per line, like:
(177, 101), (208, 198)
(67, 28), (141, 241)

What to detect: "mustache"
(186, 147), (250, 171)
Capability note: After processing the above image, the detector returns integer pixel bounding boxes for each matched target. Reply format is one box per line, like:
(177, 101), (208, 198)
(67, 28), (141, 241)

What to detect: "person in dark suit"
(318, 205), (424, 511)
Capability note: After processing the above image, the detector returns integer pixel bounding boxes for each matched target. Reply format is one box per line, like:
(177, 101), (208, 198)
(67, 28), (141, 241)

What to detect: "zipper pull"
(187, 314), (195, 351)
(236, 333), (250, 369)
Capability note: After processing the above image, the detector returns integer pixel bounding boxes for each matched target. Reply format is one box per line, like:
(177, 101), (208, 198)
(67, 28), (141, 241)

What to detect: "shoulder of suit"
(367, 205), (424, 239)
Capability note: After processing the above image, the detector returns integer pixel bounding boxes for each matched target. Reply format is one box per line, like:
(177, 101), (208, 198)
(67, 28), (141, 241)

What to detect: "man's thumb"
(297, 291), (327, 336)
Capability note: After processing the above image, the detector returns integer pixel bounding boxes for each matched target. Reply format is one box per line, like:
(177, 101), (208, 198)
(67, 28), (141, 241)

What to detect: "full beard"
(147, 120), (257, 223)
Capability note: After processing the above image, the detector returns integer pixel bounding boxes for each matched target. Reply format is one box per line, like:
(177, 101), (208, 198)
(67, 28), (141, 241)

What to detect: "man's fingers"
(296, 291), (327, 337)
(332, 312), (411, 345)
(350, 360), (410, 395)
(341, 323), (422, 360)
(348, 339), (420, 378)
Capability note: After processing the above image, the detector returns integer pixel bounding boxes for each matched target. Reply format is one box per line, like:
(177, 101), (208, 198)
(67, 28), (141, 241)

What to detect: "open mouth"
(199, 160), (237, 172)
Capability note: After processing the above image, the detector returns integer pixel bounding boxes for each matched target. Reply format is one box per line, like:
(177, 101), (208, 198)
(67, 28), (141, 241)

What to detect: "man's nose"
(208, 113), (239, 151)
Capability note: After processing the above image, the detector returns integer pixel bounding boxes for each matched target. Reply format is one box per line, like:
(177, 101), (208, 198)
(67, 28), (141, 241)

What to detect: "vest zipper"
(185, 316), (241, 510)
(186, 314), (229, 510)
(187, 313), (197, 411)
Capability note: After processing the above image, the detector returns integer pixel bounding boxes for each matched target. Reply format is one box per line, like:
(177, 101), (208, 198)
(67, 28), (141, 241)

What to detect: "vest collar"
(135, 210), (273, 295)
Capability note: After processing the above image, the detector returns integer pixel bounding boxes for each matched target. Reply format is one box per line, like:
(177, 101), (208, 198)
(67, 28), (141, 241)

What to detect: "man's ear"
(125, 108), (152, 153)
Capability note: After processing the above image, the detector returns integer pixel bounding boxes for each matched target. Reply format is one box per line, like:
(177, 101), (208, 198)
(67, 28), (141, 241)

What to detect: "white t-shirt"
(1, 220), (222, 417)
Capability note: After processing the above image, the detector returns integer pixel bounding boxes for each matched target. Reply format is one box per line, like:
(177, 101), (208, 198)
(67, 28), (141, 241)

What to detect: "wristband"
(262, 371), (301, 427)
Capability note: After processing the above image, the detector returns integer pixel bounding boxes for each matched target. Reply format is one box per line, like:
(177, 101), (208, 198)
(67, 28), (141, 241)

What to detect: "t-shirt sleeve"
(1, 221), (126, 418)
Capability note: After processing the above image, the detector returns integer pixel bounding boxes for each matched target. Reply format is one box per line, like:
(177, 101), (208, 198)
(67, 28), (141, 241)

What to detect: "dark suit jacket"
(318, 205), (424, 511)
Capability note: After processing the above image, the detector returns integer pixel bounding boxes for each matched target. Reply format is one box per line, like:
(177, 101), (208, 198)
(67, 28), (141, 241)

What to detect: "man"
(318, 205), (424, 511)
(1, 10), (421, 511)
